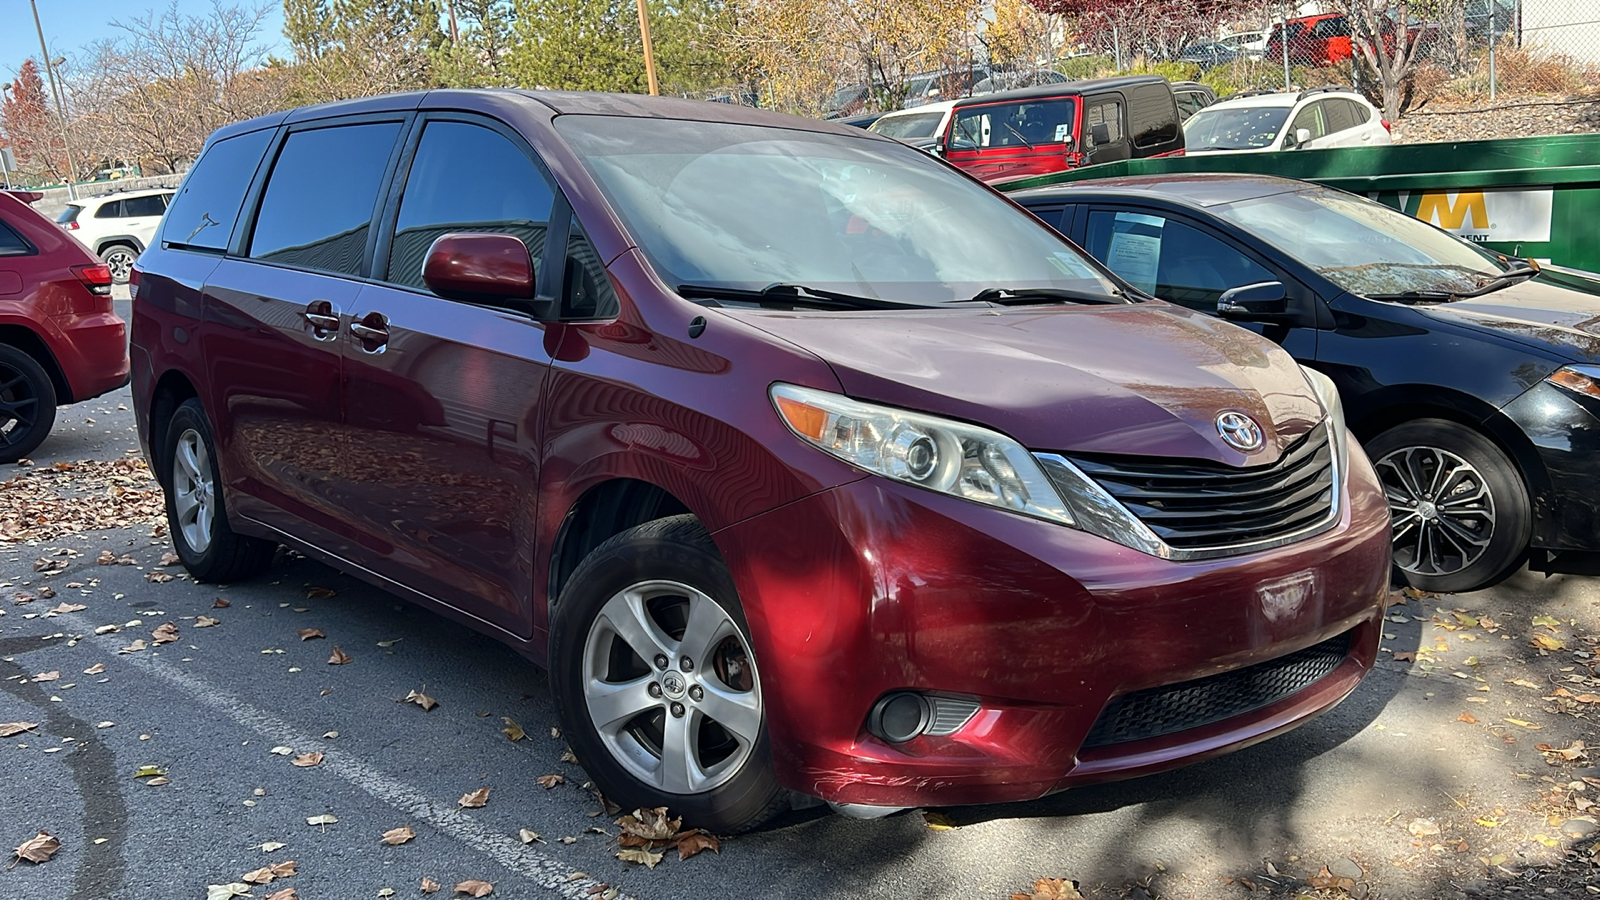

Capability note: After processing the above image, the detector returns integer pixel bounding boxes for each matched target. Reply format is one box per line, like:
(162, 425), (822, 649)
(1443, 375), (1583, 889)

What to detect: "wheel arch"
(547, 477), (694, 610)
(0, 323), (70, 403)
(93, 235), (145, 255)
(147, 369), (201, 489)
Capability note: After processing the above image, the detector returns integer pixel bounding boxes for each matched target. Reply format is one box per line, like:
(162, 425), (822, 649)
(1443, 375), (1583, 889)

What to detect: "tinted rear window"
(124, 194), (168, 217)
(0, 218), (31, 256)
(1127, 84), (1180, 149)
(249, 122), (401, 276)
(95, 199), (125, 218)
(163, 128), (274, 251)
(56, 205), (82, 225)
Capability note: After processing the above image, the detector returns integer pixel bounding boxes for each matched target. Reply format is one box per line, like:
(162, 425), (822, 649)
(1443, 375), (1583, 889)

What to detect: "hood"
(1414, 275), (1600, 363)
(737, 303), (1323, 466)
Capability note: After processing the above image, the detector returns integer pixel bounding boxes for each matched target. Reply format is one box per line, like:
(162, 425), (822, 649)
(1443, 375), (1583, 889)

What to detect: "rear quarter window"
(55, 205), (82, 225)
(95, 199), (125, 219)
(162, 128), (275, 251)
(0, 218), (32, 256)
(1128, 85), (1180, 149)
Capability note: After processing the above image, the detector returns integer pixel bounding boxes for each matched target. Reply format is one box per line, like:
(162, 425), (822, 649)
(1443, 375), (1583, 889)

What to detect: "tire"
(98, 244), (138, 285)
(549, 515), (787, 834)
(1367, 418), (1530, 593)
(0, 343), (57, 464)
(161, 398), (276, 583)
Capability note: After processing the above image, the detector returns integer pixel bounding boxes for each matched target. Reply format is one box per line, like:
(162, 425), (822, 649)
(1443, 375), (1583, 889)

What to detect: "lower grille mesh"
(1082, 633), (1351, 749)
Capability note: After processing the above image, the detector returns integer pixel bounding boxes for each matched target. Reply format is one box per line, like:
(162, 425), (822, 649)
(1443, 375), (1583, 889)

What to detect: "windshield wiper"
(957, 287), (1132, 307)
(1368, 264), (1540, 303)
(1001, 122), (1035, 150)
(676, 283), (932, 311)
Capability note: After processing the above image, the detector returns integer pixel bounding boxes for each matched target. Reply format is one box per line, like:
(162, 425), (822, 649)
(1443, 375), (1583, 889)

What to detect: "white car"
(55, 187), (174, 283)
(1222, 30), (1269, 58)
(866, 100), (957, 151)
(1182, 87), (1392, 155)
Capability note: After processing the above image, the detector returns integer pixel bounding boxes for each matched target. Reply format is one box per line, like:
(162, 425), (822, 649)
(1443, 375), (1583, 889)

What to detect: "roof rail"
(1220, 88), (1280, 101)
(1298, 85), (1356, 99)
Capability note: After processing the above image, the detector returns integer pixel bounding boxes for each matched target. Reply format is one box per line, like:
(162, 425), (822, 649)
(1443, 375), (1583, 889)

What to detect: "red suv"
(0, 190), (126, 461)
(131, 91), (1391, 832)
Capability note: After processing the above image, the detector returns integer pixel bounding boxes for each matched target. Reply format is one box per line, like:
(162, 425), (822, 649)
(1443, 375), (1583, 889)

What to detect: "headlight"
(1300, 365), (1350, 483)
(1547, 364), (1600, 401)
(770, 383), (1074, 524)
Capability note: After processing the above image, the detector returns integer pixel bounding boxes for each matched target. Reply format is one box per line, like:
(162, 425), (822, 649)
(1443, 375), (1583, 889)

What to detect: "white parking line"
(72, 616), (633, 900)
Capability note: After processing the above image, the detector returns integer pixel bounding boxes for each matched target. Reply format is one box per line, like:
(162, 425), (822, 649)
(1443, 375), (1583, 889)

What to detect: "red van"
(937, 76), (1185, 183)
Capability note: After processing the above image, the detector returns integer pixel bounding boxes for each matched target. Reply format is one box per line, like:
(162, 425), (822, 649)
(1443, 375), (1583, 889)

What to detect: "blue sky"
(2, 1), (288, 82)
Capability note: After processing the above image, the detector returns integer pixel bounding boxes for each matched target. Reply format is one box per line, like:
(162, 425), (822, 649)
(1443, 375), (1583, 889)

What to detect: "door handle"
(350, 312), (390, 350)
(303, 301), (339, 337)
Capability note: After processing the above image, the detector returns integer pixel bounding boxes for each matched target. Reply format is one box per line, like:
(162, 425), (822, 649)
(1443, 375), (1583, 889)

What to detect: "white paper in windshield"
(1106, 212), (1164, 293)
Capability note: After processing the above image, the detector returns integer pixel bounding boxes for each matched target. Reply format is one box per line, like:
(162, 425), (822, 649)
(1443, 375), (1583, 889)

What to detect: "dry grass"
(1443, 43), (1600, 100)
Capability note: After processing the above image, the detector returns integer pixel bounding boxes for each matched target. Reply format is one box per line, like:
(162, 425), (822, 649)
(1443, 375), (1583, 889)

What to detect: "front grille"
(1064, 423), (1335, 554)
(1082, 633), (1351, 749)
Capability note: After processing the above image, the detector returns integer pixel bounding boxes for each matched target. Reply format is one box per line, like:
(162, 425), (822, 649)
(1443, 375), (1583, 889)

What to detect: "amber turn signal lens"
(774, 394), (828, 439)
(1548, 368), (1600, 400)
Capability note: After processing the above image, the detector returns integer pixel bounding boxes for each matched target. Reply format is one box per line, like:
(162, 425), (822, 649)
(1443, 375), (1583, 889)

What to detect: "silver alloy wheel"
(581, 579), (761, 795)
(1374, 445), (1495, 577)
(102, 247), (136, 284)
(171, 427), (215, 555)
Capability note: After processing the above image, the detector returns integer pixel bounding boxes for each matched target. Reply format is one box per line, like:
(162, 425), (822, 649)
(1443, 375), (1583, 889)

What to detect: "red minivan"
(937, 76), (1186, 183)
(0, 190), (126, 461)
(131, 91), (1391, 833)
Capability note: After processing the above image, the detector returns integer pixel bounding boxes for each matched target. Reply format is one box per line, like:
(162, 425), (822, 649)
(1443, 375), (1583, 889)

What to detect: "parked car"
(1223, 29), (1270, 58)
(1171, 81), (1218, 122)
(132, 90), (1391, 833)
(1177, 40), (1243, 71)
(866, 100), (957, 151)
(0, 190), (126, 462)
(1265, 13), (1354, 68)
(1014, 173), (1600, 592)
(1184, 87), (1391, 154)
(971, 69), (1069, 95)
(835, 111), (886, 129)
(901, 65), (990, 107)
(936, 76), (1186, 183)
(55, 187), (174, 284)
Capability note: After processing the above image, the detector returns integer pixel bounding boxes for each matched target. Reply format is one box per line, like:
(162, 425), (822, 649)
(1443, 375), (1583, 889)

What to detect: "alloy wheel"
(102, 247), (136, 284)
(171, 428), (216, 554)
(0, 361), (40, 452)
(1374, 445), (1495, 578)
(581, 579), (761, 795)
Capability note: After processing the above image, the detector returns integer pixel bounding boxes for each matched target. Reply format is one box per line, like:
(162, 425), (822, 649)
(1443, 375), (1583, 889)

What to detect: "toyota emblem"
(1215, 411), (1265, 452)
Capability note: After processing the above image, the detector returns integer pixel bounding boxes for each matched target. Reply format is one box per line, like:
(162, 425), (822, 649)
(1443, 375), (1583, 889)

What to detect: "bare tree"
(1330, 0), (1429, 122)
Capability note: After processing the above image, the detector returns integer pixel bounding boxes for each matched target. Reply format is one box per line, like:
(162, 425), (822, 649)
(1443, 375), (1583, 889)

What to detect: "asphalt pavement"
(2, 296), (1597, 899)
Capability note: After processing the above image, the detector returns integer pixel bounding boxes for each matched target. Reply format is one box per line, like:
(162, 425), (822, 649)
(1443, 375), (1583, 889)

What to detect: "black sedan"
(1014, 174), (1600, 593)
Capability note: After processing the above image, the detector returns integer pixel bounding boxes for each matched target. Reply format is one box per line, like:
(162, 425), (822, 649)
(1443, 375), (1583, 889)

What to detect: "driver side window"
(1289, 101), (1329, 143)
(1083, 209), (1275, 312)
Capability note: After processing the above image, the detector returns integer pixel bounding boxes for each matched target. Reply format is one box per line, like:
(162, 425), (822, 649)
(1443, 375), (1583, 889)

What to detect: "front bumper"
(714, 430), (1391, 808)
(1500, 381), (1600, 552)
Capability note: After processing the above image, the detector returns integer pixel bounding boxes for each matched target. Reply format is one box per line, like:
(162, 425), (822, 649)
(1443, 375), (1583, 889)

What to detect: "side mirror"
(1217, 281), (1289, 320)
(927, 142), (945, 157)
(423, 233), (543, 314)
(1091, 123), (1112, 145)
(1294, 127), (1313, 147)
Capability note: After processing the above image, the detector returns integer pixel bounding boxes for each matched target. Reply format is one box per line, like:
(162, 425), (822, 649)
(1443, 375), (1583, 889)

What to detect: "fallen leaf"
(150, 623), (179, 644)
(1009, 878), (1083, 900)
(305, 814), (338, 826)
(558, 836), (577, 844)
(1306, 866), (1356, 892)
(83, 663), (105, 675)
(459, 788), (490, 808)
(265, 889), (298, 900)
(145, 776), (170, 786)
(48, 602), (86, 614)
(381, 825), (416, 845)
(1457, 712), (1478, 724)
(1533, 634), (1567, 652)
(1476, 817), (1501, 827)
(0, 721), (38, 738)
(243, 865), (278, 884)
(290, 752), (323, 768)
(1533, 615), (1562, 629)
(1408, 817), (1441, 837)
(535, 774), (565, 790)
(379, 891), (395, 898)
(297, 628), (324, 641)
(133, 765), (166, 778)
(1536, 740), (1588, 761)
(328, 646), (353, 665)
(923, 810), (959, 831)
(96, 550), (115, 565)
(259, 842), (286, 853)
(616, 848), (663, 869)
(421, 878), (441, 894)
(270, 746), (294, 756)
(29, 670), (59, 682)
(145, 572), (173, 583)
(1392, 651), (1416, 662)
(195, 616), (221, 628)
(500, 717), (525, 742)
(1506, 718), (1543, 729)
(454, 881), (494, 897)
(213, 598), (231, 608)
(675, 829), (720, 860)
(517, 829), (543, 844)
(305, 586), (336, 599)
(119, 639), (146, 654)
(14, 831), (61, 864)
(377, 639), (401, 648)
(206, 884), (252, 900)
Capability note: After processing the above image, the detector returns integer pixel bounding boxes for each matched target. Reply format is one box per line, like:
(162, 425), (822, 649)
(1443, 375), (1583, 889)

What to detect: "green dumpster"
(996, 134), (1600, 273)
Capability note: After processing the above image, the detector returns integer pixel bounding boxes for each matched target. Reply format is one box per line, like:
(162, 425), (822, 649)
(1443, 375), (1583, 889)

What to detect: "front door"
(202, 119), (405, 549)
(333, 115), (561, 638)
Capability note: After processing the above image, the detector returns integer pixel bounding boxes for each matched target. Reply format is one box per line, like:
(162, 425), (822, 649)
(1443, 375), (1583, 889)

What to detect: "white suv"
(1182, 87), (1391, 155)
(55, 188), (174, 283)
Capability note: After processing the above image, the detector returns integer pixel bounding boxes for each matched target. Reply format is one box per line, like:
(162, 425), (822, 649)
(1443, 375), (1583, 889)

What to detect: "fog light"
(868, 692), (931, 743)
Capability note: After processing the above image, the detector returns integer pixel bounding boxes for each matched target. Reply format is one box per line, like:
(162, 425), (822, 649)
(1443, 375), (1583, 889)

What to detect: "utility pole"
(635, 0), (659, 96)
(29, 0), (79, 200)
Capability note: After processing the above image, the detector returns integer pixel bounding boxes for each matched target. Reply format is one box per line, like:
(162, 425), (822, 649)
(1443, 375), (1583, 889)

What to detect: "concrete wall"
(29, 174), (185, 220)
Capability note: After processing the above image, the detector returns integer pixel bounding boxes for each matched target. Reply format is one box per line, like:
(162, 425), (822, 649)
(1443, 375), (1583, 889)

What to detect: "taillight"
(1381, 118), (1392, 133)
(68, 220), (79, 230)
(71, 264), (113, 296)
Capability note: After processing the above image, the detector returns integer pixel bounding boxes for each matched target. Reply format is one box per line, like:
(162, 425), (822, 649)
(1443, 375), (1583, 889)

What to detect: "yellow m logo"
(1417, 192), (1489, 230)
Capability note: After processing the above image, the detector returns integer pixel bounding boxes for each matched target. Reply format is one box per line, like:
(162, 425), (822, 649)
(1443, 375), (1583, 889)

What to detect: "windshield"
(1184, 106), (1291, 150)
(950, 98), (1078, 150)
(554, 116), (1117, 305)
(869, 112), (945, 140)
(1214, 189), (1512, 296)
